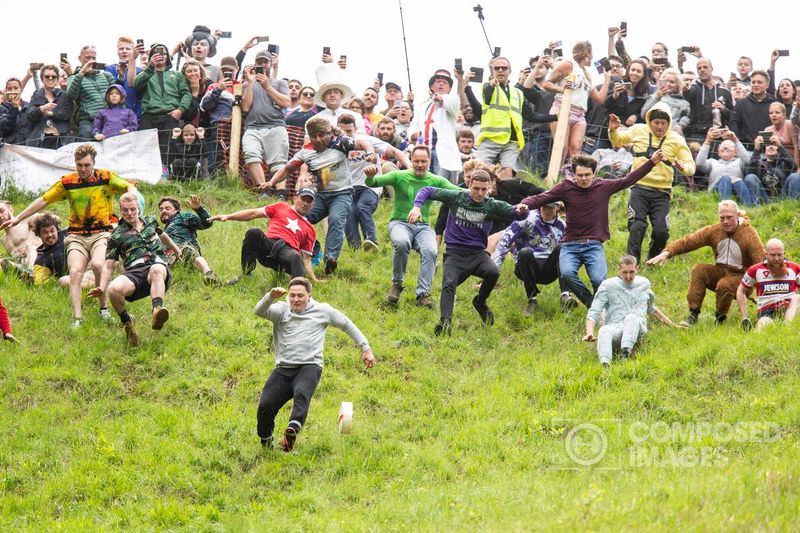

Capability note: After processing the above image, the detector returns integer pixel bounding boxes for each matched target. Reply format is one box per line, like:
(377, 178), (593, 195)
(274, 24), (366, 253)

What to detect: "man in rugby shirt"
(158, 195), (217, 284)
(737, 238), (800, 331)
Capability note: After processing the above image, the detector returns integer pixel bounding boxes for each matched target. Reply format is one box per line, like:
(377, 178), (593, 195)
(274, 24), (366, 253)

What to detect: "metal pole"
(473, 5), (493, 56)
(398, 0), (412, 92)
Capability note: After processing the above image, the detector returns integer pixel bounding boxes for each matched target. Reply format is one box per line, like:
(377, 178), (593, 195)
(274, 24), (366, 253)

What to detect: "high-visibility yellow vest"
(477, 84), (525, 149)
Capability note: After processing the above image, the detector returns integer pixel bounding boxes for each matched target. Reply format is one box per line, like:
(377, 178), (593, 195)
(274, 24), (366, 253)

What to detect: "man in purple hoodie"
(408, 170), (528, 335)
(521, 150), (665, 308)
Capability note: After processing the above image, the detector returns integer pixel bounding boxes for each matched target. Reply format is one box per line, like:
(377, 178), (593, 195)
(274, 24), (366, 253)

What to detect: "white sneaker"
(363, 239), (379, 252)
(72, 318), (83, 329)
(99, 308), (112, 320)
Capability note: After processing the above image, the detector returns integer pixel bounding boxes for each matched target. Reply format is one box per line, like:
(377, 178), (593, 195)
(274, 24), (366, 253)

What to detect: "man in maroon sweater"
(522, 150), (665, 307)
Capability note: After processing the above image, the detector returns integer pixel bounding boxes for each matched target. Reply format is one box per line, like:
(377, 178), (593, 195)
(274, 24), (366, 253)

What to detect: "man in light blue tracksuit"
(583, 255), (681, 367)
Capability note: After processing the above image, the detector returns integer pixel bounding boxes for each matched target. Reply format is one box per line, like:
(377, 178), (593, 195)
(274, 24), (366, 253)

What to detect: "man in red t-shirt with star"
(737, 237), (800, 331)
(210, 188), (320, 284)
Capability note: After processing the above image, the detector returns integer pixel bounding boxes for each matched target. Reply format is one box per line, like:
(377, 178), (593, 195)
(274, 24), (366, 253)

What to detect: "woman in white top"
(543, 41), (611, 161)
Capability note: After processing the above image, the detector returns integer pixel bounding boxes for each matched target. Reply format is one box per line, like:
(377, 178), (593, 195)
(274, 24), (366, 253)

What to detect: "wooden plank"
(228, 83), (243, 178)
(544, 74), (575, 187)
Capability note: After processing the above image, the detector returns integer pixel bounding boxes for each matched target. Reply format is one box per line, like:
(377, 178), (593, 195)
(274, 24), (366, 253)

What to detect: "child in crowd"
(696, 127), (753, 205)
(591, 147), (634, 178)
(92, 85), (138, 141)
(168, 124), (206, 180)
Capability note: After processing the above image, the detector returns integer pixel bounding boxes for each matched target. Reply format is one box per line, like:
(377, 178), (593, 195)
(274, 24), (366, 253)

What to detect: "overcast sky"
(4, 1), (799, 100)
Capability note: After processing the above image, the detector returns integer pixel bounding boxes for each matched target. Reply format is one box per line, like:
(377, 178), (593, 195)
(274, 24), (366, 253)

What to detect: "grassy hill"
(0, 175), (798, 530)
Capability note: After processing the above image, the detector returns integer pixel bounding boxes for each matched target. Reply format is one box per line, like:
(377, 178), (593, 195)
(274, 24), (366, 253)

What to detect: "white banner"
(0, 129), (164, 193)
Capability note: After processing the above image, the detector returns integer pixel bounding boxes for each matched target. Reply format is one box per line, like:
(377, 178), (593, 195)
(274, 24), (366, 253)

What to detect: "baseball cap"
(255, 50), (272, 61)
(385, 81), (402, 92)
(297, 187), (316, 199)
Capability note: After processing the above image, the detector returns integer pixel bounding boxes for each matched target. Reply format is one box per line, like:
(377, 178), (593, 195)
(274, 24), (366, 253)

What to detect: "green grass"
(1, 176), (799, 530)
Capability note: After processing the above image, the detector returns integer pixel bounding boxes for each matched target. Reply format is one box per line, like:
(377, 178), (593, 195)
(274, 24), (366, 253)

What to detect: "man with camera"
(240, 50), (291, 188)
(730, 70), (777, 146)
(476, 57), (526, 180)
(682, 58), (734, 143)
(134, 43), (192, 164)
(67, 45), (116, 140)
(743, 132), (800, 202)
(408, 69), (462, 182)
(200, 56), (241, 173)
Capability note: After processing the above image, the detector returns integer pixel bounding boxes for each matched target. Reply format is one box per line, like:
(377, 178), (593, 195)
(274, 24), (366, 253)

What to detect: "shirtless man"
(0, 201), (40, 270)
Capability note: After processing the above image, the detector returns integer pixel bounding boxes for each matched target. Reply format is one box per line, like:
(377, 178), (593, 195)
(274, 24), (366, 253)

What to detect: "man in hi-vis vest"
(476, 57), (525, 179)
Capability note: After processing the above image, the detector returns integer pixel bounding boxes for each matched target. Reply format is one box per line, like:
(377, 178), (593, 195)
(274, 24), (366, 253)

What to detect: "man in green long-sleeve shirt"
(66, 45), (115, 140)
(365, 145), (460, 307)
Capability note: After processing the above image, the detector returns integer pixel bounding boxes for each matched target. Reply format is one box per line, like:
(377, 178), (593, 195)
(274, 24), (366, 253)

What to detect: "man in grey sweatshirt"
(254, 277), (375, 451)
(583, 255), (681, 367)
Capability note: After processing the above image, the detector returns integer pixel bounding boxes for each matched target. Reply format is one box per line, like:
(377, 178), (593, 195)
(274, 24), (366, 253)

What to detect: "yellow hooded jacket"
(609, 101), (695, 190)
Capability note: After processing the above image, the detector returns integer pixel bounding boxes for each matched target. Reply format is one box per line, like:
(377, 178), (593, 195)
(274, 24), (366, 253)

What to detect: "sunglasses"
(493, 66), (509, 71)
(43, 75), (58, 80)
(301, 91), (315, 97)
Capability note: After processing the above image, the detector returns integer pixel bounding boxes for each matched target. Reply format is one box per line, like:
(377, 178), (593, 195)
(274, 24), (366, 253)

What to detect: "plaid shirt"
(106, 215), (167, 269)
(163, 207), (212, 250)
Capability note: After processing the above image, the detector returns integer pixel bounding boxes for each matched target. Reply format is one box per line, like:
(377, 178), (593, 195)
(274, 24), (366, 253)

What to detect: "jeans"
(581, 136), (612, 155)
(745, 172), (800, 203)
(306, 189), (353, 261)
(345, 186), (379, 248)
(388, 220), (437, 297)
(558, 240), (607, 308)
(430, 147), (460, 183)
(522, 128), (552, 175)
(709, 175), (755, 207)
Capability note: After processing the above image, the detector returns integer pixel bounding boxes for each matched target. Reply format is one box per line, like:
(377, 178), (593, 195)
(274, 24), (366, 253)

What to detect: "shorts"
(64, 232), (111, 260)
(476, 138), (520, 170)
(167, 243), (202, 267)
(122, 262), (172, 302)
(242, 126), (289, 169)
(549, 102), (587, 126)
(758, 303), (789, 319)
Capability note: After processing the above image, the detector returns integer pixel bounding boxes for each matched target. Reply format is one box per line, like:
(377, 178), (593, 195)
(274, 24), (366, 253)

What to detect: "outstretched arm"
(208, 207), (266, 222)
(651, 308), (682, 327)
(0, 197), (49, 230)
(328, 306), (375, 368)
(159, 231), (181, 257)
